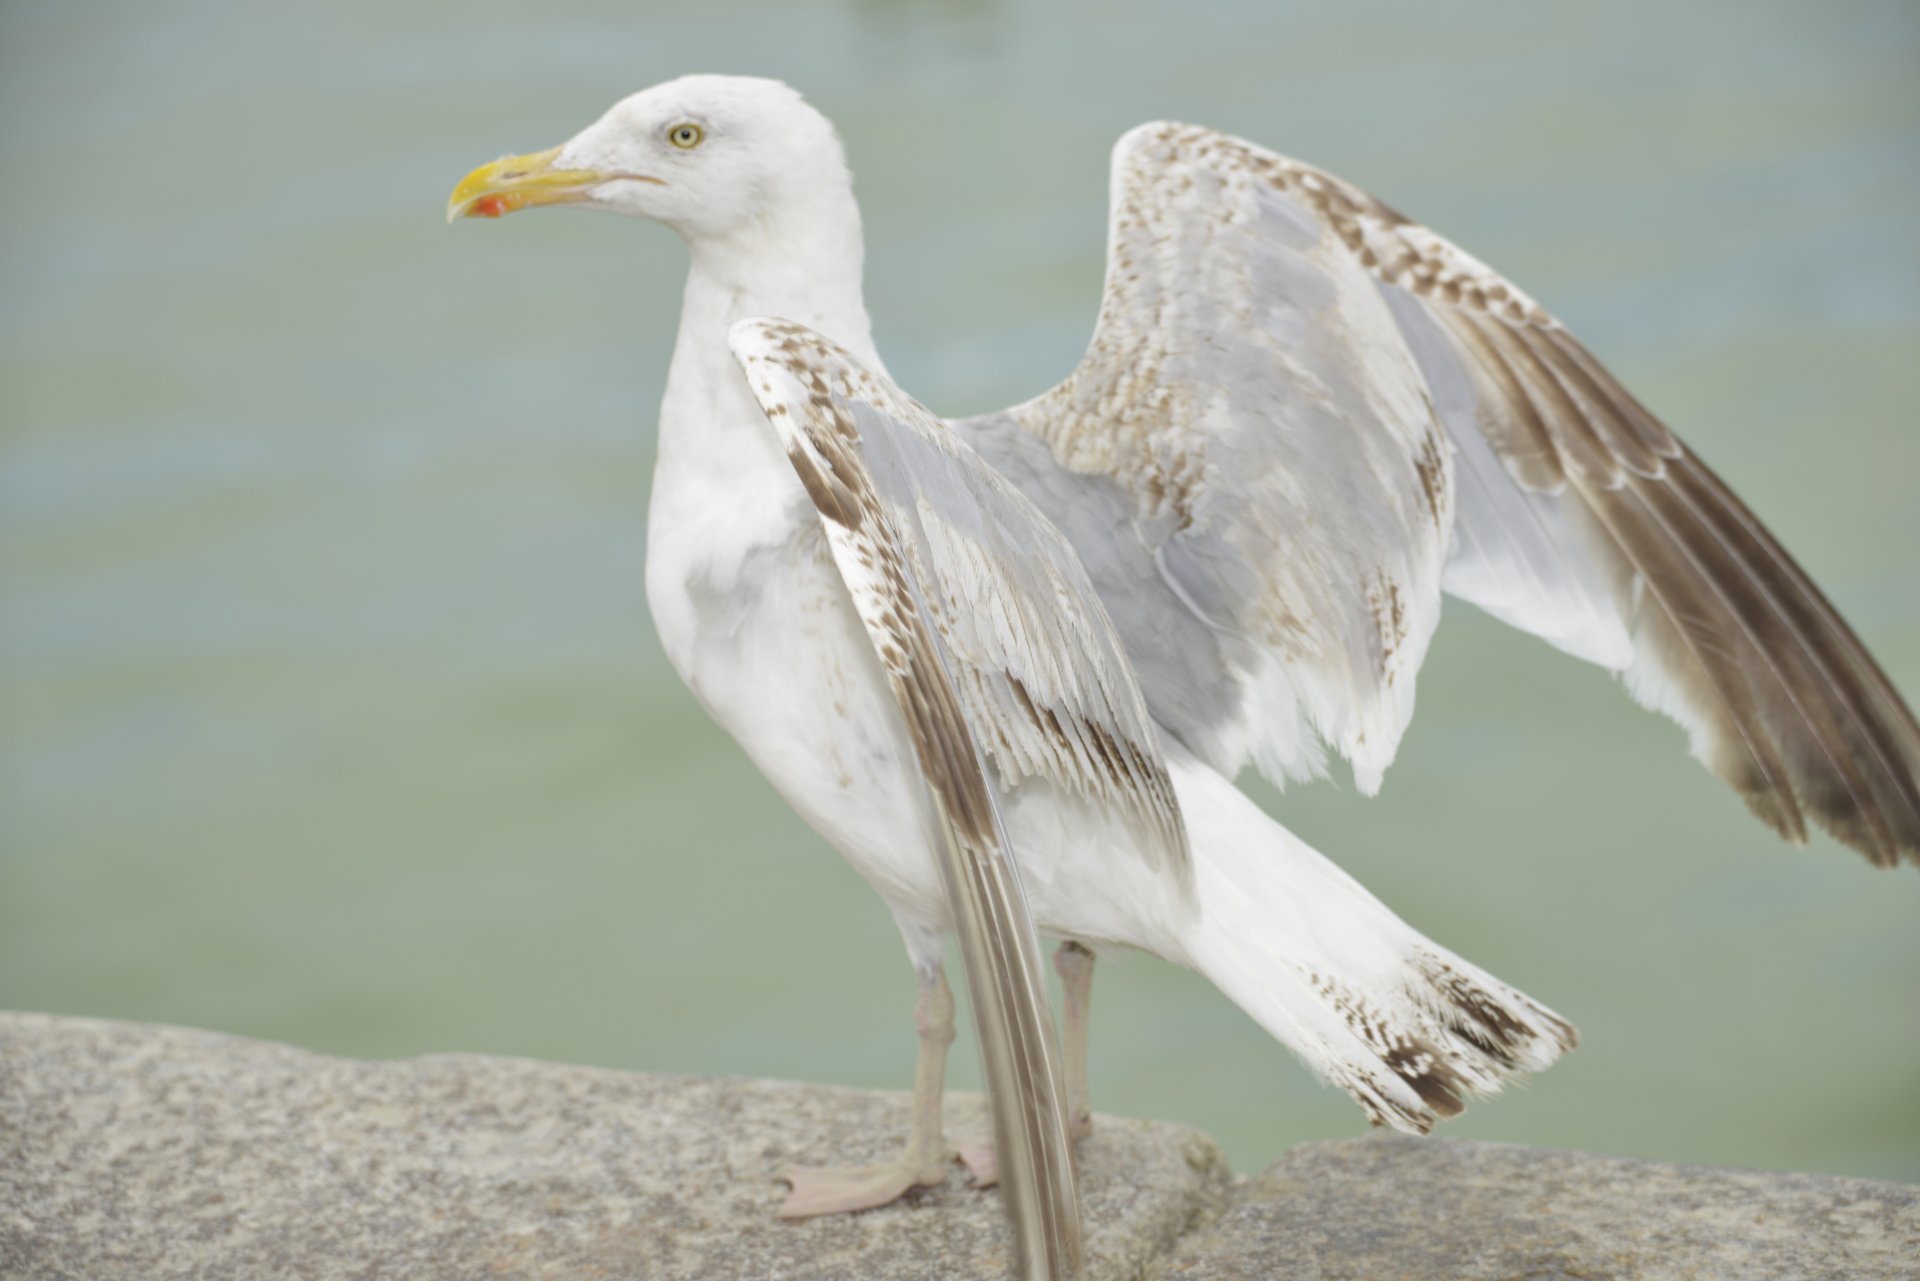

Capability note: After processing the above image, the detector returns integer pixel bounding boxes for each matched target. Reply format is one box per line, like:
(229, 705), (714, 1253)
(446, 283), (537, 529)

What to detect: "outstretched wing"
(729, 317), (1198, 1278)
(1000, 126), (1451, 797)
(1002, 121), (1920, 867)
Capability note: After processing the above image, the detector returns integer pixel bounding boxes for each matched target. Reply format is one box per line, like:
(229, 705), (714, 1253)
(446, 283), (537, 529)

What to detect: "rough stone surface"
(1160, 1133), (1920, 1281)
(0, 1013), (1229, 1281)
(7, 1014), (1918, 1281)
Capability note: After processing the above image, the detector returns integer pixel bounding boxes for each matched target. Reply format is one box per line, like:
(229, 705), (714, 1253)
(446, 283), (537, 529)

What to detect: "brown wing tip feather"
(1655, 450), (1920, 870)
(1428, 305), (1920, 871)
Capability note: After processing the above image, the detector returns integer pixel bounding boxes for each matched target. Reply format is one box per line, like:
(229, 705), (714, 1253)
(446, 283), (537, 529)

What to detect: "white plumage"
(447, 72), (1920, 1264)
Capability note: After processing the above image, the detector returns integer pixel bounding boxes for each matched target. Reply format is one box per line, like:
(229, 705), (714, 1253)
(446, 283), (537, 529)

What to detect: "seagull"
(447, 71), (1919, 1241)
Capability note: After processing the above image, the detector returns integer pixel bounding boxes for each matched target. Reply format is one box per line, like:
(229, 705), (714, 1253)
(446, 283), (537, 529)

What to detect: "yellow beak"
(446, 146), (645, 223)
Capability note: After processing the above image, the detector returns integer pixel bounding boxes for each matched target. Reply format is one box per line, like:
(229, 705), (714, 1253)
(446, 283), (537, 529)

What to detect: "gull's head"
(446, 75), (848, 244)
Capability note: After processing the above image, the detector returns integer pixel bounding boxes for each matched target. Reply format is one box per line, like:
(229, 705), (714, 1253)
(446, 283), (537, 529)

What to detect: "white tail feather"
(1171, 757), (1576, 1132)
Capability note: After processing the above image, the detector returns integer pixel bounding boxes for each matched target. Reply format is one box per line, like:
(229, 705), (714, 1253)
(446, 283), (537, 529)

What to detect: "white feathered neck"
(646, 153), (883, 602)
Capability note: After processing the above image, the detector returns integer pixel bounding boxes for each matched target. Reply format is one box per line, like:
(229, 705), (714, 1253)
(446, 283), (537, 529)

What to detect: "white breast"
(645, 436), (950, 925)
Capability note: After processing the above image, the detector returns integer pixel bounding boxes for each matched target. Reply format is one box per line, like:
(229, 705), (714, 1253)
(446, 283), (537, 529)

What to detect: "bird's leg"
(776, 965), (959, 1217)
(958, 940), (1097, 1189)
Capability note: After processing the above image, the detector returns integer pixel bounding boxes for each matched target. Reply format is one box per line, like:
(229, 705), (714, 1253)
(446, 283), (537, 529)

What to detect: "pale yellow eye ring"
(668, 122), (704, 149)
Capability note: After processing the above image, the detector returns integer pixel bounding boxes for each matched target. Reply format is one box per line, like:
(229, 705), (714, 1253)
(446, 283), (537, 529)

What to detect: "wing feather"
(1009, 120), (1920, 866)
(729, 318), (1098, 1277)
(1008, 126), (1452, 795)
(1359, 197), (1920, 865)
(754, 330), (1192, 884)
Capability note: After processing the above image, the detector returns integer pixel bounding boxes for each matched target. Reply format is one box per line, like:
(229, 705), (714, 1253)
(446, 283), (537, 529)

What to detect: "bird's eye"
(668, 123), (704, 150)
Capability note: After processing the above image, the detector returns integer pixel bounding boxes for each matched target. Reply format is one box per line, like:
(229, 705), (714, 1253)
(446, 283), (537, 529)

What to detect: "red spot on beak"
(472, 195), (510, 218)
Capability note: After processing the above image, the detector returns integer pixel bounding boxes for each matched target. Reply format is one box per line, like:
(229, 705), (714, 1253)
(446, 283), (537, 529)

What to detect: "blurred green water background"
(3, 0), (1917, 1182)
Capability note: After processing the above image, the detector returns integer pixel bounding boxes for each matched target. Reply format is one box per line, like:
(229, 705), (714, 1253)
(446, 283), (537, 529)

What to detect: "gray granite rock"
(7, 1013), (1917, 1281)
(0, 1013), (1229, 1281)
(1159, 1133), (1920, 1281)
